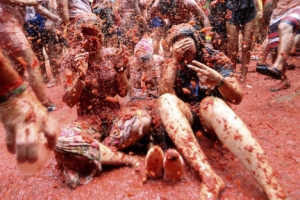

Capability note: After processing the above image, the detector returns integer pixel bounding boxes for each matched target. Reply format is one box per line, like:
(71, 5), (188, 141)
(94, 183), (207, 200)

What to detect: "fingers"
(15, 127), (28, 163)
(43, 116), (59, 150)
(187, 64), (206, 74)
(191, 60), (210, 69)
(174, 40), (193, 51)
(26, 126), (39, 163)
(5, 126), (16, 154)
(74, 52), (89, 62)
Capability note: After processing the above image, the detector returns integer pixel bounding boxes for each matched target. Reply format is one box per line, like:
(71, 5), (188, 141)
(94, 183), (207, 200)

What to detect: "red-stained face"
(81, 36), (101, 54)
(172, 37), (197, 64)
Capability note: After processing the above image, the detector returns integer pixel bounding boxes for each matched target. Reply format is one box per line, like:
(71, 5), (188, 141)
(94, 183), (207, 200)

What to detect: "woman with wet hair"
(158, 23), (287, 199)
(56, 13), (149, 188)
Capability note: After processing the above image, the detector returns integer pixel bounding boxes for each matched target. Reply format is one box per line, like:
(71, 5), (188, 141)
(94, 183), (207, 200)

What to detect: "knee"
(199, 96), (227, 115)
(278, 22), (294, 34)
(132, 111), (152, 134)
(229, 49), (238, 57)
(241, 42), (251, 52)
(158, 93), (177, 108)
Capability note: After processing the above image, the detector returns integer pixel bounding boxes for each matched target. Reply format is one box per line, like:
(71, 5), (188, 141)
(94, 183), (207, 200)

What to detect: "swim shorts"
(268, 7), (300, 50)
(226, 6), (257, 26)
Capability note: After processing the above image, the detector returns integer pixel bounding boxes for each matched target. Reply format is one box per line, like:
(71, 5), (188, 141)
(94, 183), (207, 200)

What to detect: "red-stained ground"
(0, 57), (300, 200)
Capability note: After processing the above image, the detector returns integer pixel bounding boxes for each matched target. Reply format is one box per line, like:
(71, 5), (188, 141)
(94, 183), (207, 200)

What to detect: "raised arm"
(62, 53), (89, 107)
(187, 61), (243, 104)
(159, 57), (179, 95)
(56, 0), (69, 24)
(188, 0), (211, 28)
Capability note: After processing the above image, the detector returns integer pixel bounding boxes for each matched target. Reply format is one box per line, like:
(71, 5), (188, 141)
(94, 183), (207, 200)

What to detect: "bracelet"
(115, 66), (127, 73)
(216, 77), (225, 88)
(0, 84), (27, 103)
(205, 36), (212, 43)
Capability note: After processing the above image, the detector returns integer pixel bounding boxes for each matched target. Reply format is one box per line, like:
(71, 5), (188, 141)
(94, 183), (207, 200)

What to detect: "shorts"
(226, 6), (257, 26)
(0, 22), (31, 54)
(268, 8), (300, 50)
(55, 122), (103, 171)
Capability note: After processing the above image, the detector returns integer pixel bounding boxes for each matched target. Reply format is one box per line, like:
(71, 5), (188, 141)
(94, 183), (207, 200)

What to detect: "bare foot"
(270, 80), (291, 92)
(199, 172), (226, 200)
(145, 145), (164, 180)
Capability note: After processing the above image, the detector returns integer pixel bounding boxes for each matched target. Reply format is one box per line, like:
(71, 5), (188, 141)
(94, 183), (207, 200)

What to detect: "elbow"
(226, 93), (243, 105)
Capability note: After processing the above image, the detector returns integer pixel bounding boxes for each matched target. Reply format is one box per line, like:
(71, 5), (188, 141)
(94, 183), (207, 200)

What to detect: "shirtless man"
(256, 0), (300, 91)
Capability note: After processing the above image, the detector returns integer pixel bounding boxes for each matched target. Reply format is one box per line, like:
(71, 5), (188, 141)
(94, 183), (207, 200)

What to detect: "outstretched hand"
(187, 60), (223, 86)
(0, 91), (59, 164)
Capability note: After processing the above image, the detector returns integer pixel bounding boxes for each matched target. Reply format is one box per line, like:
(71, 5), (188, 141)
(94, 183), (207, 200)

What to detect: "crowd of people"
(0, 0), (299, 199)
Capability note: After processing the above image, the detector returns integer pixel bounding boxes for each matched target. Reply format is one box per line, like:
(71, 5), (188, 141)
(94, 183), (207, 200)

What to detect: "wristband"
(0, 84), (26, 103)
(205, 36), (212, 43)
(115, 66), (127, 73)
(216, 77), (225, 88)
(0, 77), (24, 96)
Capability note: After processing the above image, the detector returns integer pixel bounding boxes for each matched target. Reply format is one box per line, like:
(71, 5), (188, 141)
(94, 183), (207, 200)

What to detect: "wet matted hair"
(167, 23), (205, 60)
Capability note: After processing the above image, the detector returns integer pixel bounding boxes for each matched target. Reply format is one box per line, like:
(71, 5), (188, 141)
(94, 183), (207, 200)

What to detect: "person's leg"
(199, 96), (287, 200)
(272, 23), (294, 72)
(11, 49), (54, 108)
(31, 41), (48, 83)
(258, 38), (270, 64)
(290, 32), (300, 56)
(226, 22), (239, 69)
(158, 93), (225, 199)
(241, 19), (255, 81)
(256, 9), (300, 83)
(46, 42), (63, 86)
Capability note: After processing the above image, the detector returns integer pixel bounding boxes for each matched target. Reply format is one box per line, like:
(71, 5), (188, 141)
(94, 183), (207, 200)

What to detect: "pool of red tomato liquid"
(0, 57), (300, 200)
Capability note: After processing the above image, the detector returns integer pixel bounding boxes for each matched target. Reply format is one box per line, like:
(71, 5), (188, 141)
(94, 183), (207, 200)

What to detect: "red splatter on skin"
(16, 57), (28, 68)
(201, 98), (214, 110)
(225, 10), (232, 19)
(202, 173), (217, 193)
(32, 57), (39, 69)
(244, 145), (254, 152)
(280, 52), (289, 59)
(234, 131), (243, 141)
